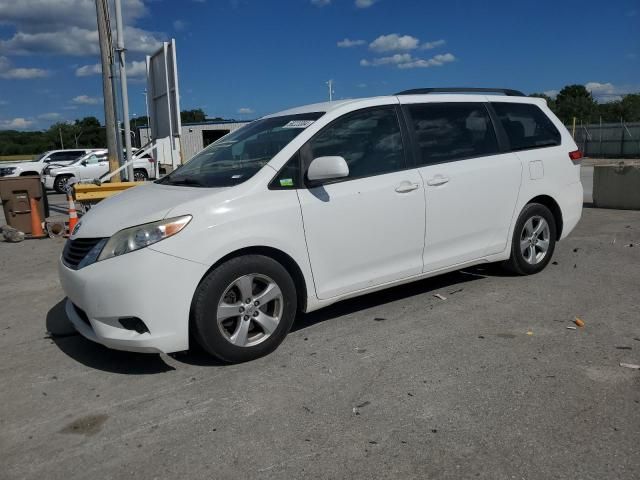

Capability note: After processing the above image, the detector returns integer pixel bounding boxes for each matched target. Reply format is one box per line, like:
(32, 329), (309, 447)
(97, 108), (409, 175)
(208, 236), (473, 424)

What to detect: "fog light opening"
(118, 317), (149, 334)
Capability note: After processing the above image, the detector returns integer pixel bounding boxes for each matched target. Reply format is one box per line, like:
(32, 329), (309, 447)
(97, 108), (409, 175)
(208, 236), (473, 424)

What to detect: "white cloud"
(75, 63), (101, 77)
(0, 117), (33, 129)
(355, 0), (377, 8)
(356, 83), (368, 88)
(420, 39), (446, 50)
(337, 38), (366, 48)
(173, 19), (187, 31)
(0, 0), (163, 56)
(585, 82), (616, 94)
(311, 0), (331, 6)
(370, 34), (419, 52)
(543, 90), (559, 99)
(72, 95), (101, 105)
(361, 53), (413, 67)
(0, 100), (8, 105)
(397, 53), (456, 69)
(75, 60), (146, 78)
(237, 107), (254, 114)
(37, 112), (61, 120)
(0, 55), (49, 79)
(361, 52), (455, 69)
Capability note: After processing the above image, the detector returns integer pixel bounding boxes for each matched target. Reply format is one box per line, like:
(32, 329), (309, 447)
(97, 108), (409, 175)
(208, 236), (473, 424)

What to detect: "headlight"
(97, 215), (192, 262)
(0, 167), (16, 175)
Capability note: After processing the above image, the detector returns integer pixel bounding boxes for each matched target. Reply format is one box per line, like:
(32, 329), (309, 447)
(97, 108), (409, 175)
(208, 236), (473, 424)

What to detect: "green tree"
(180, 108), (206, 123)
(554, 85), (597, 124)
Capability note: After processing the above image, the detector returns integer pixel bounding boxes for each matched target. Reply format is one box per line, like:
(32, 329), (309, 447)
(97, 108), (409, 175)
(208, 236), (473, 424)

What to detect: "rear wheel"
(54, 175), (73, 194)
(503, 203), (557, 275)
(192, 255), (297, 363)
(133, 169), (148, 182)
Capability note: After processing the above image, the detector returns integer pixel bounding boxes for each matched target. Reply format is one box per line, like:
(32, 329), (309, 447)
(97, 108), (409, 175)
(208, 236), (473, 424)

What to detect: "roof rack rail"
(395, 87), (525, 97)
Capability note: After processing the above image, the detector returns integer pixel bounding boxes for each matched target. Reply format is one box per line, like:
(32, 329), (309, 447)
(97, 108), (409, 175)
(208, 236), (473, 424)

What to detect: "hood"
(74, 182), (229, 238)
(1, 161), (31, 168)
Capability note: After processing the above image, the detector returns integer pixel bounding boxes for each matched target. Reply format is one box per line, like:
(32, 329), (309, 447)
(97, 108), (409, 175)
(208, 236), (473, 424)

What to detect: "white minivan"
(59, 88), (583, 363)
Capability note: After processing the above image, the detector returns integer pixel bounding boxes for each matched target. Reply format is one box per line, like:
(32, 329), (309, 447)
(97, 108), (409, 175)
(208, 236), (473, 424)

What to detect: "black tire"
(133, 169), (148, 182)
(503, 203), (557, 275)
(192, 255), (297, 363)
(54, 175), (73, 194)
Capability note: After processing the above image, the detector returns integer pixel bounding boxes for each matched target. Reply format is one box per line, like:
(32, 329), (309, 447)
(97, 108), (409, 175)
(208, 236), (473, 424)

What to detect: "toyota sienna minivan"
(59, 88), (583, 363)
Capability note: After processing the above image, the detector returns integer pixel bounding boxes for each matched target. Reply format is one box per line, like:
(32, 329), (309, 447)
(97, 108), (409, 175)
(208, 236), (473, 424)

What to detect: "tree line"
(530, 85), (640, 125)
(0, 109), (225, 157)
(2, 91), (639, 156)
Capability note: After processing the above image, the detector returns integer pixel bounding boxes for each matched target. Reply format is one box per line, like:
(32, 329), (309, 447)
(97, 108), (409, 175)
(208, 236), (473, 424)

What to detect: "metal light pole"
(326, 80), (334, 102)
(114, 0), (134, 182)
(95, 0), (120, 181)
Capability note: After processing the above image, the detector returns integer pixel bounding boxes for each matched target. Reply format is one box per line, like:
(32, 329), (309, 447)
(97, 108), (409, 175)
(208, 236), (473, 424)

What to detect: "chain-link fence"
(567, 121), (640, 158)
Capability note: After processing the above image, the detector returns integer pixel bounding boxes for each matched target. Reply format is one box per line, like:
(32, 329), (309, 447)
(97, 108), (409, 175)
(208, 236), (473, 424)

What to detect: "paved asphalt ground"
(1, 168), (639, 479)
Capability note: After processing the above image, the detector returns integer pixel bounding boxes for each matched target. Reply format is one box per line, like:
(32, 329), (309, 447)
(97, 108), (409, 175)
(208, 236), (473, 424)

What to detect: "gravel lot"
(1, 178), (639, 479)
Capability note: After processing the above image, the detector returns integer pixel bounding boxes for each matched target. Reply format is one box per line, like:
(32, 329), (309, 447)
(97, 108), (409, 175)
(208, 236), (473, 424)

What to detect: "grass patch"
(0, 155), (35, 162)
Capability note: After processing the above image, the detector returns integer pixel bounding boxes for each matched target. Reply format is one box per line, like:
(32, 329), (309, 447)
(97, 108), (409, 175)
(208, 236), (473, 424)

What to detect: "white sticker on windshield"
(282, 120), (315, 129)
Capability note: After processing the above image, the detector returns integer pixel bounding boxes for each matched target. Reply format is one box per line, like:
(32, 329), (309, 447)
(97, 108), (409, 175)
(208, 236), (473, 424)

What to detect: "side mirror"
(81, 160), (87, 166)
(307, 156), (349, 183)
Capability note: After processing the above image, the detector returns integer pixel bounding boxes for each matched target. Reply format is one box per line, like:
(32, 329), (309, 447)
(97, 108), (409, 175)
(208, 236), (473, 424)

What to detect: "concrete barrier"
(593, 163), (640, 210)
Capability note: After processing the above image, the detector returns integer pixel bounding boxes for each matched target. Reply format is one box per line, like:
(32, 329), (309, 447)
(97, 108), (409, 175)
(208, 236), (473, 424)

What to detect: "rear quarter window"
(491, 102), (560, 151)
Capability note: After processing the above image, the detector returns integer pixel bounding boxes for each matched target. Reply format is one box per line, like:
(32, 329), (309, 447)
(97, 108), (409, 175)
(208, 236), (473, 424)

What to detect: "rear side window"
(407, 103), (499, 165)
(491, 102), (560, 151)
(306, 107), (406, 180)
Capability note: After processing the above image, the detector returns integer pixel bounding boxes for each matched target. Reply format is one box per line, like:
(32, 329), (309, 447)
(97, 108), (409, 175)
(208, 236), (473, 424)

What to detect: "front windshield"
(33, 152), (49, 162)
(157, 112), (324, 187)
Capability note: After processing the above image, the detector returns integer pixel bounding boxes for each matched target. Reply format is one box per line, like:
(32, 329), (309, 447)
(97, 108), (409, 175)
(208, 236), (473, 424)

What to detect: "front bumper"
(58, 245), (208, 354)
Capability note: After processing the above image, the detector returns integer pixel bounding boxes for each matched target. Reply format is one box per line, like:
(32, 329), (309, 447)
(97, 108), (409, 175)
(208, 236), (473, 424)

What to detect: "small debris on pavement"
(566, 326), (577, 330)
(625, 243), (634, 248)
(619, 362), (640, 370)
(615, 346), (632, 350)
(434, 293), (447, 301)
(449, 288), (463, 295)
(552, 261), (559, 265)
(373, 317), (386, 322)
(352, 400), (371, 415)
(527, 330), (533, 336)
(574, 317), (585, 328)
(1, 225), (25, 243)
(573, 248), (580, 253)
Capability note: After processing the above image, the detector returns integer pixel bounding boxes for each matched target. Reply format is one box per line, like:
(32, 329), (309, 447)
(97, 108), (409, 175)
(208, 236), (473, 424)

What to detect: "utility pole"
(95, 0), (120, 181)
(326, 80), (334, 102)
(114, 0), (134, 182)
(58, 127), (64, 149)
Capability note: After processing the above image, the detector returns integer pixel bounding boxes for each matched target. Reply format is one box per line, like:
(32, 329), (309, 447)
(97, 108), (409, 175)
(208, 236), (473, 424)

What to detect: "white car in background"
(44, 149), (156, 192)
(0, 149), (98, 178)
(59, 87), (583, 363)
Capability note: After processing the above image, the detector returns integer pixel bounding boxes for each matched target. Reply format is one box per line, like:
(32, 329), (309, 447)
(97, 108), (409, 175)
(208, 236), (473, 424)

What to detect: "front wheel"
(192, 255), (297, 363)
(53, 175), (73, 194)
(503, 203), (557, 275)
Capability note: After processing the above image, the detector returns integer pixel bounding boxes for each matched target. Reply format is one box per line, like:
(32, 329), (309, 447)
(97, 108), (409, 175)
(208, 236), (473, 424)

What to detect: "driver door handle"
(427, 175), (450, 186)
(395, 182), (420, 193)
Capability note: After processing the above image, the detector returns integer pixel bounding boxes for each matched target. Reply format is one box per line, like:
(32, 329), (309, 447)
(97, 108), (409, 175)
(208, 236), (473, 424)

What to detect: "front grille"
(62, 238), (104, 269)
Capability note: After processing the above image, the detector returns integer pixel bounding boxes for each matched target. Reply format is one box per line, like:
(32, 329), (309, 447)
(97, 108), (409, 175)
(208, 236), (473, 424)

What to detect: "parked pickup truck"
(43, 149), (156, 192)
(0, 149), (100, 178)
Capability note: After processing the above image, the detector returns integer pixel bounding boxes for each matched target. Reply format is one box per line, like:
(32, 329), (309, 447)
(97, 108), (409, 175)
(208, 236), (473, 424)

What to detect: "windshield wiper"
(164, 177), (205, 187)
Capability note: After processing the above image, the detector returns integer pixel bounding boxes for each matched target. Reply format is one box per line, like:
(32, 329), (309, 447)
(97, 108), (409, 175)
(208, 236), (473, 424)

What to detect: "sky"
(0, 0), (638, 130)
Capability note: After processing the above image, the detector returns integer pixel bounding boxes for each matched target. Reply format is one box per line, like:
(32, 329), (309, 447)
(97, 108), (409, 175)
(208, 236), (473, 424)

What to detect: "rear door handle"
(395, 182), (420, 193)
(426, 175), (450, 186)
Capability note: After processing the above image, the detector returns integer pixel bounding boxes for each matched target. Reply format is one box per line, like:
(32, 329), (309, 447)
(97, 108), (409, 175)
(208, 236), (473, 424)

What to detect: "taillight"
(569, 150), (583, 162)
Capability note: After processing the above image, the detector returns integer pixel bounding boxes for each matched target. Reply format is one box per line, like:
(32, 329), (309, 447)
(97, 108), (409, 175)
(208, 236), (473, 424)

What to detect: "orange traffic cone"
(29, 197), (46, 239)
(67, 192), (79, 235)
